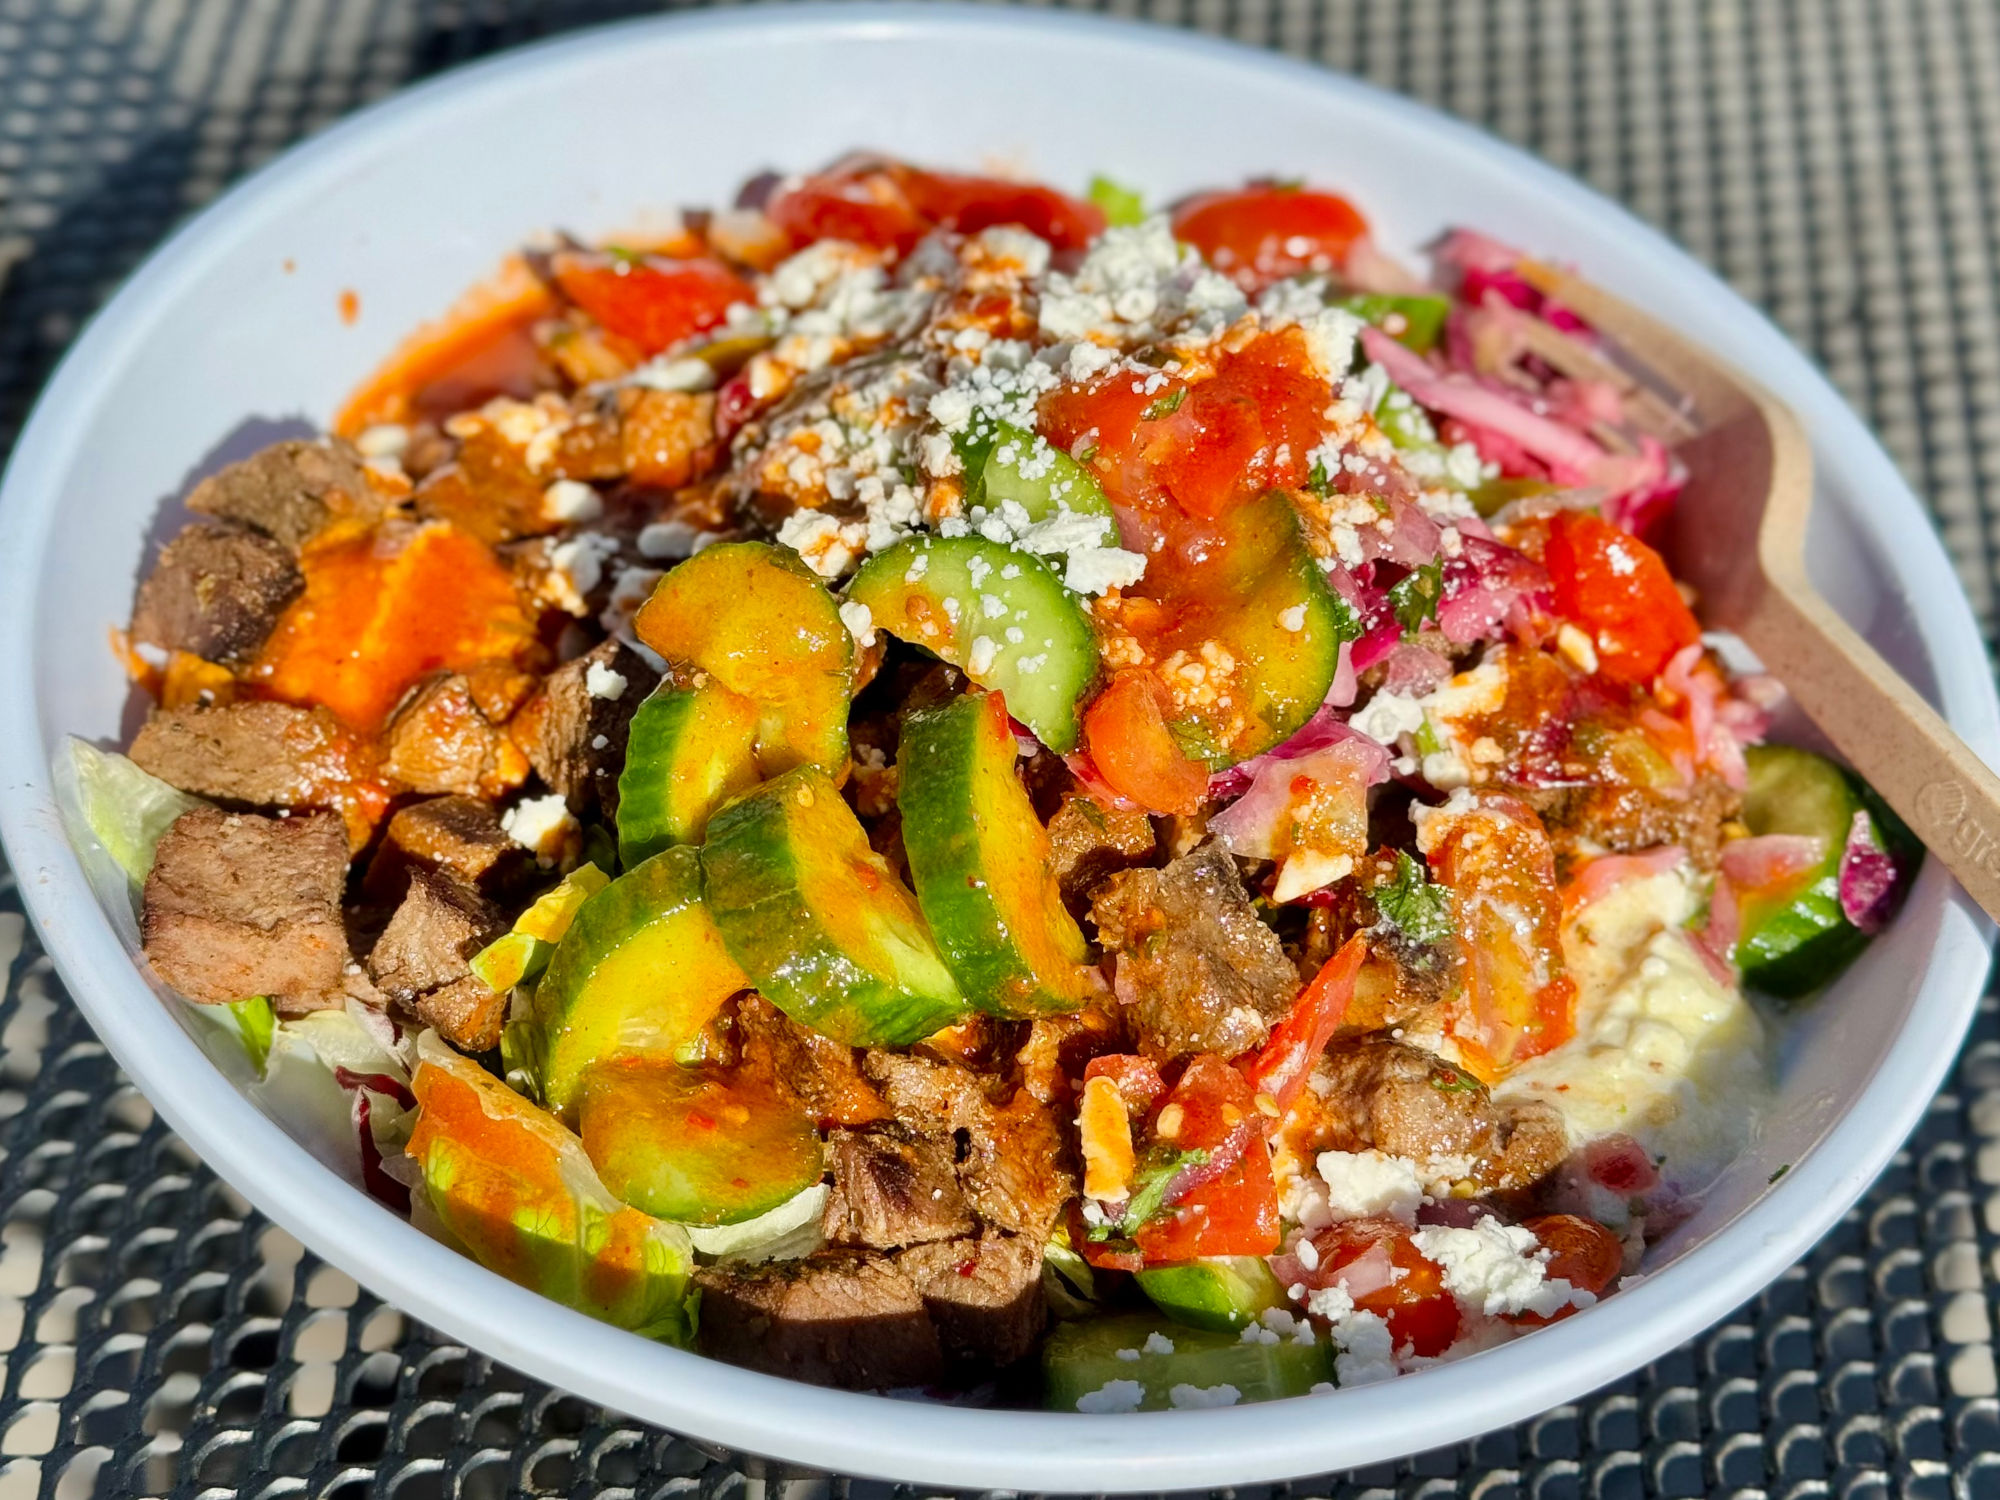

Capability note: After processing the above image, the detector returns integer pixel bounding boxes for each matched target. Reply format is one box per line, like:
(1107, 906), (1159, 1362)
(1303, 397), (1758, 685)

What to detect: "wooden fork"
(1520, 263), (2000, 922)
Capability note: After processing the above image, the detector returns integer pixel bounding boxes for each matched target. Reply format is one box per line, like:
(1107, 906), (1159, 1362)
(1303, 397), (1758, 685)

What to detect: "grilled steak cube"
(141, 808), (349, 1008)
(508, 639), (658, 817)
(894, 1233), (1045, 1368)
(364, 795), (528, 902)
(691, 1253), (945, 1390)
(821, 1127), (974, 1250)
(185, 437), (377, 551)
(129, 522), (302, 664)
(382, 673), (528, 799)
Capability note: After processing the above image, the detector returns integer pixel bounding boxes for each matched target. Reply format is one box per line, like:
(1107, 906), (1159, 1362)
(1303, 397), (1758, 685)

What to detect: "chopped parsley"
(1307, 457), (1334, 498)
(1088, 174), (1147, 228)
(1088, 1145), (1210, 1241)
(1427, 1065), (1482, 1095)
(1768, 1164), (1790, 1184)
(1142, 386), (1187, 421)
(1374, 851), (1454, 947)
(1388, 558), (1445, 636)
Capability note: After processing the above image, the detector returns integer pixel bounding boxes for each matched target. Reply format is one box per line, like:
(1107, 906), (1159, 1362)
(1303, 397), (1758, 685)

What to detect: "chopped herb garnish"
(1388, 558), (1445, 636)
(1374, 850), (1454, 947)
(1768, 1164), (1790, 1183)
(1427, 1066), (1482, 1095)
(1088, 174), (1147, 228)
(1307, 457), (1334, 498)
(1089, 1145), (1211, 1241)
(602, 243), (643, 265)
(1142, 387), (1187, 421)
(1074, 440), (1099, 466)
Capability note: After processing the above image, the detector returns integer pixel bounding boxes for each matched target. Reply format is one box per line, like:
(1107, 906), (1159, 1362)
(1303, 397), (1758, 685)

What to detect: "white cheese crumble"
(546, 532), (623, 615)
(1316, 1149), (1426, 1225)
(1298, 1283), (1400, 1385)
(637, 520), (704, 560)
(1410, 1219), (1590, 1320)
(1168, 1383), (1242, 1410)
(355, 423), (409, 459)
(543, 479), (603, 524)
(776, 509), (868, 579)
(583, 660), (628, 702)
(501, 793), (577, 862)
(1142, 1330), (1176, 1356)
(839, 599), (877, 648)
(1075, 1379), (1146, 1414)
(967, 636), (1000, 676)
(1349, 690), (1427, 746)
(1064, 546), (1148, 596)
(626, 355), (717, 393)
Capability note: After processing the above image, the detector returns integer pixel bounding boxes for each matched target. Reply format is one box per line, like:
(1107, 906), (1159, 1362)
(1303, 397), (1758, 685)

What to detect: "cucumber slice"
(1147, 491), (1353, 768)
(1041, 1312), (1332, 1411)
(617, 681), (761, 867)
(633, 541), (854, 776)
(957, 418), (1119, 528)
(848, 535), (1099, 754)
(578, 1058), (824, 1227)
(471, 862), (612, 994)
(898, 690), (1096, 1016)
(534, 846), (748, 1119)
(1136, 1256), (1288, 1333)
(1337, 293), (1450, 354)
(1735, 744), (1910, 1001)
(700, 767), (968, 1045)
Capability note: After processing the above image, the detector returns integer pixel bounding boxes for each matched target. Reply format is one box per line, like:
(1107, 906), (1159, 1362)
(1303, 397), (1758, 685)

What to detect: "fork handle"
(1742, 582), (2000, 923)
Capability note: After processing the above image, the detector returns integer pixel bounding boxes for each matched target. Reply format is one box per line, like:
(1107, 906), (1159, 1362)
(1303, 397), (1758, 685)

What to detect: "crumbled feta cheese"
(1064, 546), (1147, 596)
(1278, 604), (1308, 633)
(1315, 1149), (1426, 1225)
(1075, 1379), (1146, 1414)
(1168, 1383), (1241, 1410)
(355, 423), (408, 459)
(584, 660), (629, 702)
(1272, 849), (1355, 904)
(1556, 622), (1600, 674)
(839, 599), (877, 647)
(1114, 1347), (1141, 1362)
(1411, 1219), (1590, 1320)
(637, 520), (702, 560)
(1350, 690), (1427, 745)
(627, 355), (717, 393)
(776, 509), (867, 578)
(1240, 1322), (1281, 1345)
(967, 636), (1000, 675)
(1142, 1330), (1176, 1356)
(501, 793), (577, 862)
(546, 532), (623, 614)
(543, 478), (603, 524)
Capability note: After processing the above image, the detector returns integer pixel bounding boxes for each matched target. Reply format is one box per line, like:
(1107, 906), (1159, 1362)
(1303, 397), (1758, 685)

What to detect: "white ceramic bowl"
(0, 6), (1993, 1488)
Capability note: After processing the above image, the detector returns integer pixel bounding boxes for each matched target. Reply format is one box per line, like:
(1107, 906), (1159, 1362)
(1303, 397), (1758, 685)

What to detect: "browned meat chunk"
(127, 700), (381, 845)
(1089, 841), (1299, 1062)
(508, 640), (658, 817)
(894, 1233), (1046, 1368)
(1309, 1036), (1566, 1191)
(1045, 794), (1156, 916)
(1530, 774), (1742, 874)
(863, 1051), (1073, 1239)
(821, 1128), (974, 1250)
(382, 673), (529, 799)
(734, 993), (886, 1127)
(692, 1253), (945, 1390)
(368, 869), (505, 1049)
(364, 795), (528, 901)
(142, 808), (348, 1009)
(185, 438), (378, 551)
(130, 522), (302, 664)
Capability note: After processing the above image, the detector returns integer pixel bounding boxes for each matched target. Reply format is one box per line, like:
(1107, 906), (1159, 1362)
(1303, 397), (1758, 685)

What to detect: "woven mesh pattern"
(5, 1), (2000, 1495)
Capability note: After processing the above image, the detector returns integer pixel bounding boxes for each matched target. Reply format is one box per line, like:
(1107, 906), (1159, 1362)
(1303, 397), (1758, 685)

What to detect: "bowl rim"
(0, 4), (1994, 1489)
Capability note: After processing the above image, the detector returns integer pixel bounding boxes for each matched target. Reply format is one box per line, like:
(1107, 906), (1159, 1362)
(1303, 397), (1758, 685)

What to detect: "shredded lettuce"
(229, 997), (277, 1073)
(57, 738), (204, 892)
(682, 1183), (828, 1263)
(1043, 1231), (1100, 1319)
(250, 1005), (415, 1203)
(1374, 850), (1454, 946)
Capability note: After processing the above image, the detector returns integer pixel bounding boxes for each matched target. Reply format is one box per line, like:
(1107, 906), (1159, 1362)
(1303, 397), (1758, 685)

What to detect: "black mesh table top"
(5, 1), (2000, 1495)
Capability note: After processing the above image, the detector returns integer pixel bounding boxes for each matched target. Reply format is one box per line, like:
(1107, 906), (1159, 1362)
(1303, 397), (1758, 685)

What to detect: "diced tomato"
(1082, 671), (1211, 816)
(1241, 934), (1365, 1115)
(550, 252), (753, 358)
(1083, 1054), (1168, 1113)
(1543, 510), (1700, 688)
(1133, 1139), (1281, 1261)
(1300, 1217), (1461, 1356)
(1507, 1214), (1623, 1326)
(1040, 330), (1328, 525)
(1425, 791), (1577, 1082)
(1171, 185), (1369, 292)
(766, 161), (1104, 255)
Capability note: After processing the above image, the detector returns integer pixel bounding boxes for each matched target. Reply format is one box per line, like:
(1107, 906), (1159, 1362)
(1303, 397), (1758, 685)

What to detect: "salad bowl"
(0, 6), (1994, 1488)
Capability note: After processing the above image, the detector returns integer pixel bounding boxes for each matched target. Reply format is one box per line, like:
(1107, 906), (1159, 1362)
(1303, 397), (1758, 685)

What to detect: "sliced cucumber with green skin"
(957, 418), (1119, 528)
(1338, 293), (1450, 354)
(1136, 1256), (1288, 1333)
(533, 846), (747, 1119)
(1735, 744), (1914, 1001)
(1041, 1312), (1332, 1411)
(617, 681), (760, 868)
(701, 766), (968, 1045)
(578, 1058), (824, 1227)
(897, 690), (1095, 1017)
(633, 541), (854, 776)
(848, 535), (1099, 754)
(1150, 490), (1354, 768)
